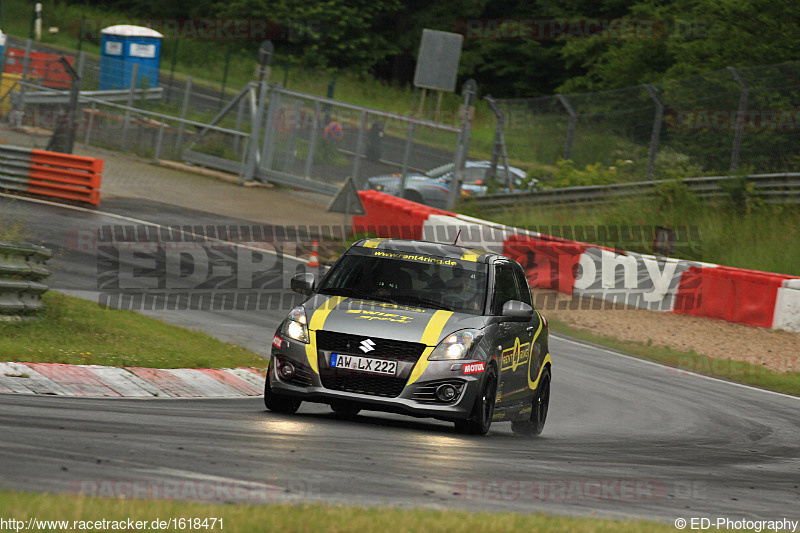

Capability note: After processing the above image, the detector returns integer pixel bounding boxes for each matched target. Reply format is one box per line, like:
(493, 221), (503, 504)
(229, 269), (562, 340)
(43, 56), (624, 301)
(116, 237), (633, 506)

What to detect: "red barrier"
(674, 266), (791, 327)
(503, 234), (587, 295)
(352, 190), (455, 240)
(5, 50), (74, 88)
(26, 150), (104, 206)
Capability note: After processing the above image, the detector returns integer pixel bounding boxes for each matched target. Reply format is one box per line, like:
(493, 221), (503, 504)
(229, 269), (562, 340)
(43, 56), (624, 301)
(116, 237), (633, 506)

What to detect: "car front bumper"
(270, 338), (485, 421)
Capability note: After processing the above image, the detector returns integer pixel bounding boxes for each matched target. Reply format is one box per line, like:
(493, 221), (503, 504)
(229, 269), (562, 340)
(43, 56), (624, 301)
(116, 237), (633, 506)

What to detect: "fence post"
(304, 101), (321, 178)
(644, 84), (664, 180)
(174, 76), (192, 157)
(84, 100), (95, 145)
(282, 100), (300, 172)
(557, 94), (577, 161)
(351, 111), (367, 187)
(120, 63), (138, 151)
(18, 39), (33, 116)
(485, 95), (511, 187)
(260, 84), (281, 176)
(77, 50), (86, 82)
(243, 81), (268, 182)
(233, 95), (246, 155)
(447, 80), (477, 211)
(398, 120), (416, 197)
(728, 66), (749, 173)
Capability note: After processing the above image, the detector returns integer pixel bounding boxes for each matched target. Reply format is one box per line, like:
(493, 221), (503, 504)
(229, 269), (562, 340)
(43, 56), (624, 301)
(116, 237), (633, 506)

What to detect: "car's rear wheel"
(403, 190), (423, 204)
(512, 366), (550, 436)
(263, 359), (301, 414)
(330, 402), (361, 417)
(454, 365), (497, 435)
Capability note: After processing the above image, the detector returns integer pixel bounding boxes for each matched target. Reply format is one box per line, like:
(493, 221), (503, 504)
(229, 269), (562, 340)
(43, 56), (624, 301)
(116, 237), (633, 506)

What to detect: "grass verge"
(547, 317), (800, 396)
(0, 291), (266, 369)
(0, 490), (676, 533)
(469, 197), (800, 277)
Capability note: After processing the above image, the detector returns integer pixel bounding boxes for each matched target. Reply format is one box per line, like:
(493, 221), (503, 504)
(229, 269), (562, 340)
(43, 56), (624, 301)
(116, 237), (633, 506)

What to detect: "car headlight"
(428, 329), (481, 360)
(281, 306), (309, 344)
(374, 184), (384, 191)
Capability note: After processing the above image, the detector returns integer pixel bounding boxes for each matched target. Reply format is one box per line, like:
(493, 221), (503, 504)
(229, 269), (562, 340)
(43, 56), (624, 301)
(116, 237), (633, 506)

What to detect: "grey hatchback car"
(265, 238), (552, 435)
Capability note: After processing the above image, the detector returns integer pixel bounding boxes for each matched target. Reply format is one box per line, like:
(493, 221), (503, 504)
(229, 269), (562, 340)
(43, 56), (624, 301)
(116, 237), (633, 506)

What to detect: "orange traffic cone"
(308, 241), (320, 268)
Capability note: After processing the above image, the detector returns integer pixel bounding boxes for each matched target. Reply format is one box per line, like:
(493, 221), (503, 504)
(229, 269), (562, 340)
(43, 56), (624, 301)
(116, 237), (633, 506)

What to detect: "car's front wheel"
(512, 366), (550, 436)
(454, 365), (497, 435)
(264, 359), (301, 414)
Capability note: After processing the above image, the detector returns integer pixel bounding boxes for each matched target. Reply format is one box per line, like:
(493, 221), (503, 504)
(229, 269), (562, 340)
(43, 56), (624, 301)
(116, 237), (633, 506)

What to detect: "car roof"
(351, 238), (497, 263)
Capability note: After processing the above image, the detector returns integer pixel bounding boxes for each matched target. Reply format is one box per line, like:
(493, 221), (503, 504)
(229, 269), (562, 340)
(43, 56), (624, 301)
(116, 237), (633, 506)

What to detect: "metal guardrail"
(17, 87), (164, 105)
(472, 173), (800, 211)
(0, 241), (51, 316)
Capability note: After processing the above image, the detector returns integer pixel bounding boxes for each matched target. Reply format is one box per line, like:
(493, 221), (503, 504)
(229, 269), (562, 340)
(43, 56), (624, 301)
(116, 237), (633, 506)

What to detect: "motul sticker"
(272, 335), (283, 348)
(463, 362), (485, 374)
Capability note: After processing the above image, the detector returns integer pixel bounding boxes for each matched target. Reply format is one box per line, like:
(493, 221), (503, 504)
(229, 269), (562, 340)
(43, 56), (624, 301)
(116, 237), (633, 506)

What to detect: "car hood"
(303, 294), (485, 346)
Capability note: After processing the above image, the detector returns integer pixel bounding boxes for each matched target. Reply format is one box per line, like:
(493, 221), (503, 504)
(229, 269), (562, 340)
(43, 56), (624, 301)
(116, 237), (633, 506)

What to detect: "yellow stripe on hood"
(406, 310), (454, 386)
(305, 296), (348, 374)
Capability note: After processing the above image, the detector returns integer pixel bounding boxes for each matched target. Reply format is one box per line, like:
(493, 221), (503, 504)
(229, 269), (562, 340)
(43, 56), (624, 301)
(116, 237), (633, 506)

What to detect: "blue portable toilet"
(99, 25), (162, 90)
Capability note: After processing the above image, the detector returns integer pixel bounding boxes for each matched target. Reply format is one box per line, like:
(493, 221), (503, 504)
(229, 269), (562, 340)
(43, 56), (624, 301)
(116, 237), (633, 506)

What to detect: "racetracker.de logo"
(456, 18), (665, 40)
(456, 479), (670, 501)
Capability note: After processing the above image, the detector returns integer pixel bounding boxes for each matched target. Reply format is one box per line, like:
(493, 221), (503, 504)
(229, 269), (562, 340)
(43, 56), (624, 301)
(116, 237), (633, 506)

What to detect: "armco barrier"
(0, 145), (103, 205)
(357, 190), (800, 331)
(0, 241), (51, 316)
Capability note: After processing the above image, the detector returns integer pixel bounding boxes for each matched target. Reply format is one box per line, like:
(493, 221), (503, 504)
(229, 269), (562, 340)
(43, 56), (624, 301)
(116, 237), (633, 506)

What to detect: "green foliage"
(535, 158), (638, 188)
(719, 174), (766, 214)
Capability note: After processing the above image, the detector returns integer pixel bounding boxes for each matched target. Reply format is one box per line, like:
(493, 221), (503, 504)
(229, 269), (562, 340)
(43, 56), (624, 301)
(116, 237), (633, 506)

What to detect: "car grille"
(320, 373), (407, 398)
(316, 330), (425, 362)
(412, 379), (466, 403)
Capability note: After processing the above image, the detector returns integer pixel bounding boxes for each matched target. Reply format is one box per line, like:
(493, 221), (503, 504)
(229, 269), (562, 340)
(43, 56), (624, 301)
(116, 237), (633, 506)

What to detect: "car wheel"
(512, 366), (550, 436)
(330, 402), (361, 417)
(454, 365), (497, 435)
(263, 359), (301, 414)
(403, 190), (423, 204)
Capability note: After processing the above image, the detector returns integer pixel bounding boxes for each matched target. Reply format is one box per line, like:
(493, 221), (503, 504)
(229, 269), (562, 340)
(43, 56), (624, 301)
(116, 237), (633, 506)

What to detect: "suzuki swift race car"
(265, 238), (552, 435)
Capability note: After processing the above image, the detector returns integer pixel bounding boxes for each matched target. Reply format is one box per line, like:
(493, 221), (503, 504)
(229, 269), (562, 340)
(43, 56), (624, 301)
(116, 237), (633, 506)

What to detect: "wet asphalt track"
(1, 194), (798, 522)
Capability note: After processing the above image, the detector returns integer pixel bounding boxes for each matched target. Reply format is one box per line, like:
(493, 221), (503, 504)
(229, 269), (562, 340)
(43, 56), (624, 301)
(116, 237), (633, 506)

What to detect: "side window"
(492, 265), (518, 314)
(513, 264), (533, 307)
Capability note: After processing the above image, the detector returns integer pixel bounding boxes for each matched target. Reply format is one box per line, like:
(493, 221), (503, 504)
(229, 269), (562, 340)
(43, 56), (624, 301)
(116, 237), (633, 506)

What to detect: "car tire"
(263, 360), (301, 414)
(511, 366), (550, 436)
(403, 190), (423, 204)
(330, 402), (361, 417)
(454, 365), (497, 435)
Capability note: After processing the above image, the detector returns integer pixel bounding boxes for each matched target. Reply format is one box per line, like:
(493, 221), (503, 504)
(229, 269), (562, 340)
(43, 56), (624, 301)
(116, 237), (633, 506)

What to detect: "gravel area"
(533, 289), (799, 374)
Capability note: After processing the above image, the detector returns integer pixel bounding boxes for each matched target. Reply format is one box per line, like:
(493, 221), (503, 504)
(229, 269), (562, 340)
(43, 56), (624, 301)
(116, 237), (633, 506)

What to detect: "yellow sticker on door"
(501, 337), (531, 372)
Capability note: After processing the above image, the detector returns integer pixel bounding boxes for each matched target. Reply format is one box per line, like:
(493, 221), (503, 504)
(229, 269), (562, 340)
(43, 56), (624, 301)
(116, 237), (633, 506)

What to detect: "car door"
(492, 261), (530, 407)
(511, 262), (544, 393)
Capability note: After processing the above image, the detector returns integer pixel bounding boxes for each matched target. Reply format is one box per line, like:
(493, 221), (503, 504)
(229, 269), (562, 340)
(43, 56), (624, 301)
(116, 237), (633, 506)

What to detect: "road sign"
(328, 176), (365, 215)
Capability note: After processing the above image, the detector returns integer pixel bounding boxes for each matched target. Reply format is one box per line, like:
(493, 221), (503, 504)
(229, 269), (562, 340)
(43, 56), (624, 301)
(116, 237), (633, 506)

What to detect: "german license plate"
(330, 354), (397, 376)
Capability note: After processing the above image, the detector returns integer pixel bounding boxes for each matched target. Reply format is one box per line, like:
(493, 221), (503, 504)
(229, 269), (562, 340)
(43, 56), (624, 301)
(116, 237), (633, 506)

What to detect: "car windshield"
(317, 251), (488, 315)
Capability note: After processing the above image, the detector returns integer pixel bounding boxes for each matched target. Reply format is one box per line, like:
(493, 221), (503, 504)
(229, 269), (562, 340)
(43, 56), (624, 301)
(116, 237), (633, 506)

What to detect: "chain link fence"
(498, 61), (800, 179)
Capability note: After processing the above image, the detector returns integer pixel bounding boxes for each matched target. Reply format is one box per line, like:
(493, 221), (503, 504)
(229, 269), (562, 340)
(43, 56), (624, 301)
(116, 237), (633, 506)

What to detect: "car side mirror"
(501, 300), (533, 321)
(290, 273), (315, 295)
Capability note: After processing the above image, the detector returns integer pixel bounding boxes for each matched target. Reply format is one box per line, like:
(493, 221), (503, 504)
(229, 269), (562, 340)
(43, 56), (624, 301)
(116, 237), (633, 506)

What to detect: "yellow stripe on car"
(459, 248), (485, 262)
(406, 310), (454, 386)
(305, 296), (348, 374)
(362, 238), (388, 248)
(527, 311), (551, 390)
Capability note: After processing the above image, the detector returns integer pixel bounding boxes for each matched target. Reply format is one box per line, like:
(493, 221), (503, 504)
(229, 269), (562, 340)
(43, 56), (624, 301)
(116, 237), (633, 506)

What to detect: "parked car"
(266, 238), (552, 436)
(364, 161), (530, 209)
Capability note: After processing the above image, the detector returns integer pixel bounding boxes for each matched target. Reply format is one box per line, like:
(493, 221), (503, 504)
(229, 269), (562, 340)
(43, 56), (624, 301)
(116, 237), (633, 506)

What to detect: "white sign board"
(413, 29), (463, 92)
(129, 43), (156, 58)
(105, 41), (123, 56)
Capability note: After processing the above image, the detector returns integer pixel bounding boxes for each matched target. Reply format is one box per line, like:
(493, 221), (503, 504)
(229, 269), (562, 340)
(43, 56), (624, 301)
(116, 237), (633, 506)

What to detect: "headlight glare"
(428, 329), (480, 360)
(281, 306), (309, 343)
